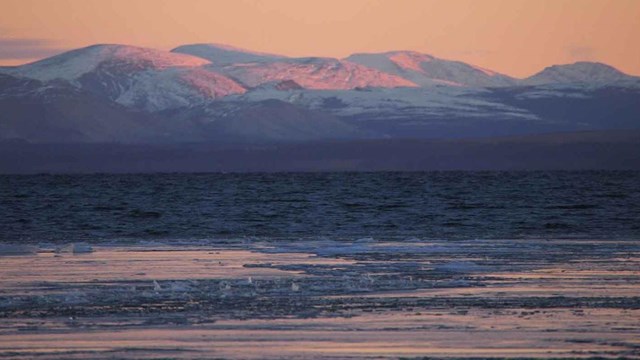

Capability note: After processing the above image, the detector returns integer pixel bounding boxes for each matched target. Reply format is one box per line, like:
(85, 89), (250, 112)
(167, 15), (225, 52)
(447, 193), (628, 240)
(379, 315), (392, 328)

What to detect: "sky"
(0, 0), (638, 78)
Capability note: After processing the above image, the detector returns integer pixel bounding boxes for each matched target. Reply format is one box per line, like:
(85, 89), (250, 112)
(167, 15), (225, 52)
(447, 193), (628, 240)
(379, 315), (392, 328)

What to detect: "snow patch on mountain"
(234, 85), (538, 122)
(172, 43), (286, 65)
(115, 67), (246, 111)
(388, 52), (435, 73)
(219, 57), (418, 90)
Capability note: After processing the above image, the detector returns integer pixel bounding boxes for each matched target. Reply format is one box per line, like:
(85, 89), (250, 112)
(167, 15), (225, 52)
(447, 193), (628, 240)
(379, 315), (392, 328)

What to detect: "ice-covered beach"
(1, 238), (639, 359)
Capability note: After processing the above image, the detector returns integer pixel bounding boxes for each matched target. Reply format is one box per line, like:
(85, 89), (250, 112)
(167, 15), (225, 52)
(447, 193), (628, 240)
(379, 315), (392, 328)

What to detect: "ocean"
(2, 171), (639, 244)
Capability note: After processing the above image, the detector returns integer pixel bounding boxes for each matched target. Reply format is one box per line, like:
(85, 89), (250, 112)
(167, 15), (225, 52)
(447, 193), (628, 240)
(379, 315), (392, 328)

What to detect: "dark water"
(1, 171), (639, 243)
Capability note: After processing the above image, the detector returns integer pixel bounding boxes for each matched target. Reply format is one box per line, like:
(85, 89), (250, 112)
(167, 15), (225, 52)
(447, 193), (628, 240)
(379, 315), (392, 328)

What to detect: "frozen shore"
(0, 239), (639, 359)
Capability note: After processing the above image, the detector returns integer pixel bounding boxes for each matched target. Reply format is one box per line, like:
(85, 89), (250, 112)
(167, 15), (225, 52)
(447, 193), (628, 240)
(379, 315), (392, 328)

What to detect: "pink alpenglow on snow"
(12, 44), (212, 82)
(388, 51), (436, 74)
(346, 51), (516, 87)
(178, 68), (246, 98)
(222, 58), (418, 90)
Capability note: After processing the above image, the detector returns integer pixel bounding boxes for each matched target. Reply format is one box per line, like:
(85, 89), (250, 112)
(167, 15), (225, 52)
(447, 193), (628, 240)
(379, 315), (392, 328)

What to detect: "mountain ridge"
(1, 43), (639, 145)
(4, 43), (638, 88)
(346, 51), (517, 87)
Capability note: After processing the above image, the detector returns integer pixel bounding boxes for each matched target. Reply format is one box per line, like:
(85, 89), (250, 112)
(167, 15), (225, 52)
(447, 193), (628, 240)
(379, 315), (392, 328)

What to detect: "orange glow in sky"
(1, 0), (638, 77)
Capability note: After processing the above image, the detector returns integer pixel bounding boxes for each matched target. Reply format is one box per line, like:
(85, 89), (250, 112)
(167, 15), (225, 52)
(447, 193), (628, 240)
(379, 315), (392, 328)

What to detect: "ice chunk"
(72, 243), (94, 254)
(55, 243), (94, 254)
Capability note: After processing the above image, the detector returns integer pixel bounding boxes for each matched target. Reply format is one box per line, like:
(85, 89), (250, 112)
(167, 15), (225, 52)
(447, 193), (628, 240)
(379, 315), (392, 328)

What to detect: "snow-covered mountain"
(0, 71), (360, 143)
(524, 62), (639, 85)
(1, 43), (639, 144)
(346, 51), (516, 87)
(2, 44), (246, 111)
(7, 44), (210, 82)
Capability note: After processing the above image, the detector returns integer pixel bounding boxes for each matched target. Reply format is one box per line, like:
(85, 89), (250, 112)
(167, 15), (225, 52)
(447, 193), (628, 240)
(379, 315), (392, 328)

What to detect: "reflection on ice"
(0, 238), (639, 359)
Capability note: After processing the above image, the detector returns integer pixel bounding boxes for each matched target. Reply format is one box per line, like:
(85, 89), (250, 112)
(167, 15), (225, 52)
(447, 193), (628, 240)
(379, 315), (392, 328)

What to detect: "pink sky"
(1, 0), (639, 77)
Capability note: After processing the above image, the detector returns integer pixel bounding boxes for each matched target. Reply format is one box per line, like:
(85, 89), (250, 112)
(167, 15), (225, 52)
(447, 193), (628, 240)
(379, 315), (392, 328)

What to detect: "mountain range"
(1, 43), (639, 144)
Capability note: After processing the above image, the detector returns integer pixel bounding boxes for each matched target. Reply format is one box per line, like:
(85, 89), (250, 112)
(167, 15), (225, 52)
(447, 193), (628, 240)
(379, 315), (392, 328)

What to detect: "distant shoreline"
(2, 130), (640, 173)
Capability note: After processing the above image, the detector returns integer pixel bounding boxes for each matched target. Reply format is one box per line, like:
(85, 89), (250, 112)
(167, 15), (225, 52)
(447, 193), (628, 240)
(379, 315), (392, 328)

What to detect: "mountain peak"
(172, 43), (286, 65)
(346, 51), (514, 87)
(524, 61), (637, 85)
(9, 44), (210, 82)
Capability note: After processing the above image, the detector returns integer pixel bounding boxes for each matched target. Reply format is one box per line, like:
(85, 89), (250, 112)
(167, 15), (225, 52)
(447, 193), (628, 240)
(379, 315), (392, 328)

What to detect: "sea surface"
(1, 171), (639, 244)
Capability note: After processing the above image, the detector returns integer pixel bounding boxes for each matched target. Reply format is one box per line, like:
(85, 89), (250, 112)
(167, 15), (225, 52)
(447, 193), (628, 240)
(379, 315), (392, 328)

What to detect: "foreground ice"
(0, 244), (38, 256)
(0, 239), (638, 359)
